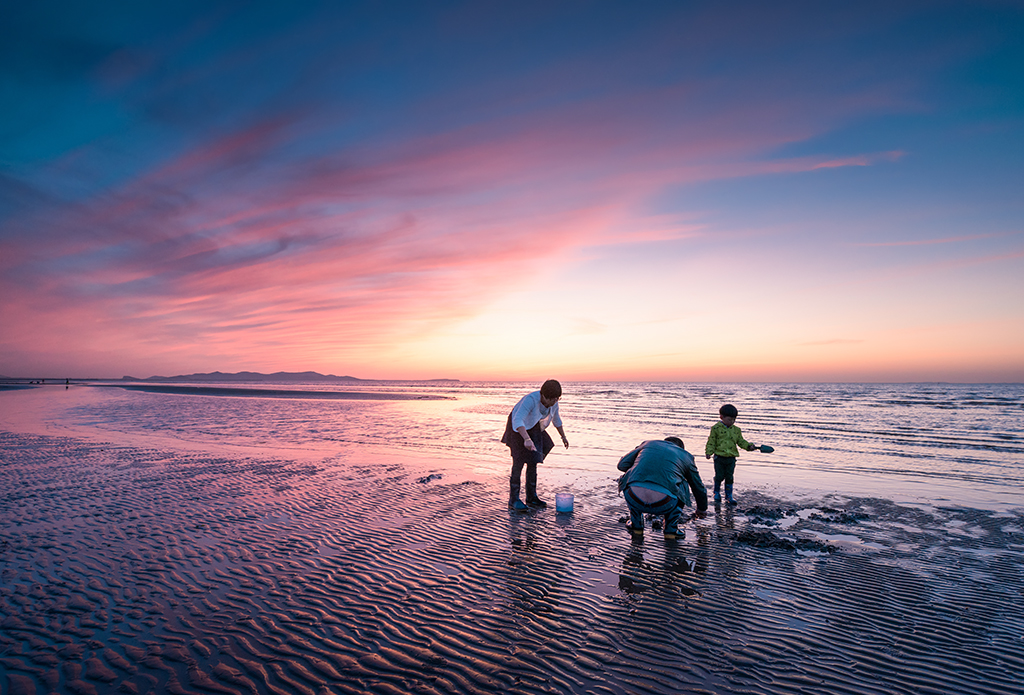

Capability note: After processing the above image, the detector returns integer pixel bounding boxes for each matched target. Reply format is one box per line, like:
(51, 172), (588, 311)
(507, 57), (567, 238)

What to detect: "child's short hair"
(540, 379), (562, 400)
(719, 404), (738, 418)
(664, 436), (685, 449)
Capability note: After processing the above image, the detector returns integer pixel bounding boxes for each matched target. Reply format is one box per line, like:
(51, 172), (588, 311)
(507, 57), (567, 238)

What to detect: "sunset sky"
(2, 1), (1022, 382)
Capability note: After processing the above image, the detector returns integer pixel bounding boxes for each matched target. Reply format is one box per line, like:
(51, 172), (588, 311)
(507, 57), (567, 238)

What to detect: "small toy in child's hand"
(758, 445), (774, 453)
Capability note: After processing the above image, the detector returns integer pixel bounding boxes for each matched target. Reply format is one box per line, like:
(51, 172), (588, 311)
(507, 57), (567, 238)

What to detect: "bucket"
(555, 493), (574, 513)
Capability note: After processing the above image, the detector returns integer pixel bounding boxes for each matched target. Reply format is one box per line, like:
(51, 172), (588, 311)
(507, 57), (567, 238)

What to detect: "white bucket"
(555, 493), (574, 513)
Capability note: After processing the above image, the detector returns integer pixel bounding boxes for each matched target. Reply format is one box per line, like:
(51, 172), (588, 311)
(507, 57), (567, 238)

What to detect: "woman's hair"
(540, 379), (562, 400)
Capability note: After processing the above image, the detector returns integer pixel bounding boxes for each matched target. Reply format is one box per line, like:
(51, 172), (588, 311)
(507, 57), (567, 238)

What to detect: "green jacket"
(705, 421), (752, 458)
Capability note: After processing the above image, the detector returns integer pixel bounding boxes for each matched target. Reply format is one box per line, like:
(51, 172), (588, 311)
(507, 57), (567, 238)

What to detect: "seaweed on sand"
(732, 529), (835, 553)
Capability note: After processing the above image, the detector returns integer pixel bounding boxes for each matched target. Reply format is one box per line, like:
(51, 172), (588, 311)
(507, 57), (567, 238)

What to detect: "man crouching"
(617, 437), (708, 540)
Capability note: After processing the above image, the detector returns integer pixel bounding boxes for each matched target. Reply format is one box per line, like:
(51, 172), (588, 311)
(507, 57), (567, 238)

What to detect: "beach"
(2, 382), (1023, 694)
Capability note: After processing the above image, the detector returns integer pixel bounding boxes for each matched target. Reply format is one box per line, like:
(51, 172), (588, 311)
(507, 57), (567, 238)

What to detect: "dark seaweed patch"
(743, 505), (797, 520)
(732, 530), (835, 553)
(810, 508), (870, 524)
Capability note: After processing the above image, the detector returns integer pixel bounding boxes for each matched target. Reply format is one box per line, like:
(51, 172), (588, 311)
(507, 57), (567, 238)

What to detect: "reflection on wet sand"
(1, 428), (1022, 695)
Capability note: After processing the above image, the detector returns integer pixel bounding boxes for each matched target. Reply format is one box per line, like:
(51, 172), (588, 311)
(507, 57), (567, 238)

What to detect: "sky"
(1, 1), (1022, 382)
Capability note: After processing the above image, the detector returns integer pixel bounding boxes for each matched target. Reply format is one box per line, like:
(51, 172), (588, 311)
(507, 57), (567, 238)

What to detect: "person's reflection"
(618, 543), (648, 594)
(502, 511), (571, 621)
(617, 536), (708, 597)
(664, 540), (709, 577)
(692, 522), (712, 572)
(508, 512), (538, 553)
(715, 502), (738, 531)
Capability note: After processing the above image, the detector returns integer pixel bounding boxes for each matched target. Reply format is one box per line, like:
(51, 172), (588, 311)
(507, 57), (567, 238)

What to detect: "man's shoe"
(625, 522), (644, 538)
(509, 498), (528, 511)
(664, 530), (682, 540)
(526, 496), (547, 508)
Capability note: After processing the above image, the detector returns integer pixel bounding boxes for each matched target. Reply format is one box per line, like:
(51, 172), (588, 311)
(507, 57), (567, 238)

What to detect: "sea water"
(2, 380), (1023, 695)
(4, 380), (1022, 511)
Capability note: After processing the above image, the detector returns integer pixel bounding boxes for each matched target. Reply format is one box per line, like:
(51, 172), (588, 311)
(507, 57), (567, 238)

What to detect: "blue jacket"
(617, 440), (708, 511)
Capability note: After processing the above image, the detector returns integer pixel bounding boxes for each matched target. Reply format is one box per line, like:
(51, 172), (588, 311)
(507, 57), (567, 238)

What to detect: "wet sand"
(2, 428), (1023, 694)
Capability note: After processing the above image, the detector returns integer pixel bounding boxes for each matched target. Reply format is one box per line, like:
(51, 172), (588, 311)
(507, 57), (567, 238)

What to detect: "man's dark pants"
(624, 487), (682, 534)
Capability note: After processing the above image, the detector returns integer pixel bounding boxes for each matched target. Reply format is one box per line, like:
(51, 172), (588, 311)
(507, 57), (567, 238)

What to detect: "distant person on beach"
(501, 380), (569, 511)
(705, 404), (759, 506)
(617, 437), (708, 539)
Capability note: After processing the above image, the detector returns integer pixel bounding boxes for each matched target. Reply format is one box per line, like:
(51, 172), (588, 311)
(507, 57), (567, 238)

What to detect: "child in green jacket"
(705, 404), (759, 505)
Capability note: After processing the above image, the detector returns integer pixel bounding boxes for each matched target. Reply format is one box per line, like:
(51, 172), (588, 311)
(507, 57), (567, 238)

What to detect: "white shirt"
(510, 390), (562, 432)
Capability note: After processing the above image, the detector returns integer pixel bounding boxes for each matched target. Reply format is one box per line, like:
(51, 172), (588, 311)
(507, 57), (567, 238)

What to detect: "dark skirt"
(502, 413), (554, 465)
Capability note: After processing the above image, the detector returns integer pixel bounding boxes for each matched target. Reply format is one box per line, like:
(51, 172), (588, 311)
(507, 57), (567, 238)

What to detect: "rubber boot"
(626, 509), (645, 538)
(525, 463), (547, 507)
(725, 484), (737, 506)
(508, 468), (527, 511)
(713, 481), (722, 504)
(509, 488), (527, 511)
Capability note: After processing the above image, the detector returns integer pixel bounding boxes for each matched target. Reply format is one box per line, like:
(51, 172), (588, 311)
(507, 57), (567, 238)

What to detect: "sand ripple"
(2, 429), (1023, 694)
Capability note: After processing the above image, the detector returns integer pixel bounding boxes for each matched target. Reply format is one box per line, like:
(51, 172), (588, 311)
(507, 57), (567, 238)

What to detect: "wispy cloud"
(798, 339), (865, 346)
(2, 2), (1021, 379)
(809, 151), (905, 170)
(852, 231), (1020, 247)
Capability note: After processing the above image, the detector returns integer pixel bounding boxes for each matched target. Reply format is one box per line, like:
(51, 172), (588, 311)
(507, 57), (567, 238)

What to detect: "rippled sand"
(1, 429), (1022, 695)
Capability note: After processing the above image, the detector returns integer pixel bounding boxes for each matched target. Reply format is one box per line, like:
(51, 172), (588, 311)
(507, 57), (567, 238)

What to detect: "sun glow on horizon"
(1, 3), (1022, 382)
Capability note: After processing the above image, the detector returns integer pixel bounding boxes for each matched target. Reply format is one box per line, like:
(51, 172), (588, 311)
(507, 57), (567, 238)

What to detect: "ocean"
(1, 380), (1022, 694)
(11, 380), (1022, 508)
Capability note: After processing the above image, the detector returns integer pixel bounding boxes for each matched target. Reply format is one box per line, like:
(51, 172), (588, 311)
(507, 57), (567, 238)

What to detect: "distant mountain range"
(120, 371), (458, 383)
(120, 372), (364, 382)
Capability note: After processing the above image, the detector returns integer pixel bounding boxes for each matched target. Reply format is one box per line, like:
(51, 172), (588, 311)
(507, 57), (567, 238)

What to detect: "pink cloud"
(0, 52), (929, 377)
(810, 151), (906, 170)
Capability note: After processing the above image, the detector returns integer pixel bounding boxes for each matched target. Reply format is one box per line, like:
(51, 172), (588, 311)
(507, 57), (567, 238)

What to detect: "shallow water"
(1, 382), (1023, 694)
(8, 381), (1023, 508)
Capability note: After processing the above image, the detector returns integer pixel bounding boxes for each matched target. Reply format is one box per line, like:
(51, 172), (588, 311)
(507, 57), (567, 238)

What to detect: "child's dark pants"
(713, 455), (737, 486)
